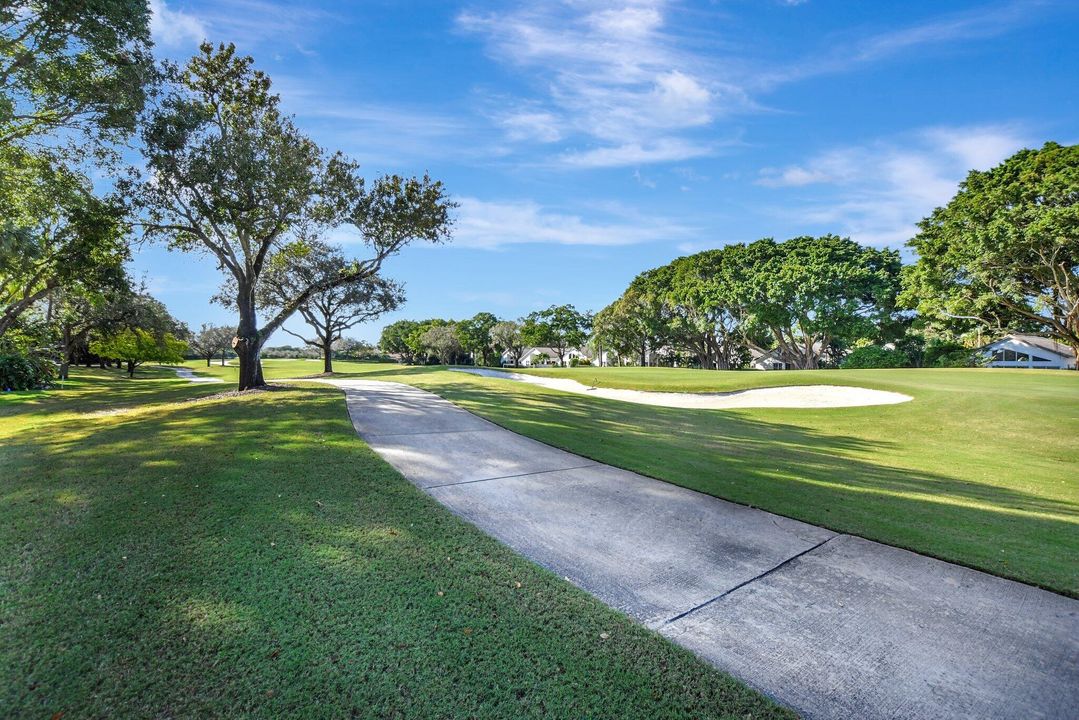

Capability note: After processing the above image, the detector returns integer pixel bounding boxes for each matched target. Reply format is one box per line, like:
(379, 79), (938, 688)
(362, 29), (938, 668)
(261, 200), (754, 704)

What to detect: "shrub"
(841, 345), (910, 369)
(931, 349), (980, 368)
(923, 340), (976, 368)
(0, 353), (55, 391)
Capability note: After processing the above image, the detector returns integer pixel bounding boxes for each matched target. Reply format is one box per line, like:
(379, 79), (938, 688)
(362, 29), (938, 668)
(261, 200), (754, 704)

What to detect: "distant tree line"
(379, 305), (593, 366)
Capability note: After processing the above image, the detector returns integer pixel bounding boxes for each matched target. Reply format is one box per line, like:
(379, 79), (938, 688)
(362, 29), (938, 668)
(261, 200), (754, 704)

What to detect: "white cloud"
(151, 0), (334, 55)
(757, 125), (1031, 246)
(632, 169), (656, 188)
(452, 197), (694, 249)
(149, 0), (206, 49)
(497, 109), (564, 143)
(761, 2), (1042, 87)
(458, 1), (745, 167)
(559, 138), (715, 168)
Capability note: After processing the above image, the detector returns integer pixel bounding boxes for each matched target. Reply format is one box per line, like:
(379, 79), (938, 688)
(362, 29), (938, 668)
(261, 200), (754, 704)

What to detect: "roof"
(986, 334), (1076, 359)
(518, 346), (590, 357)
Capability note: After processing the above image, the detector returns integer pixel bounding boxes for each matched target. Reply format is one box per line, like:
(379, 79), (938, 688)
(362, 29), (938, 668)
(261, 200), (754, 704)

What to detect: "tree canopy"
(456, 312), (499, 366)
(0, 151), (128, 336)
(189, 323), (234, 366)
(520, 304), (591, 366)
(0, 0), (154, 148)
(731, 236), (901, 369)
(91, 327), (186, 377)
(257, 240), (405, 373)
(421, 324), (460, 365)
(379, 319), (420, 363)
(128, 42), (453, 389)
(490, 320), (522, 365)
(900, 141), (1078, 359)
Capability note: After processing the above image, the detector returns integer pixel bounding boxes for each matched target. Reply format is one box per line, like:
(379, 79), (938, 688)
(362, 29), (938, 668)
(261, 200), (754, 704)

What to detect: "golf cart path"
(320, 378), (1078, 720)
(452, 366), (913, 409)
(171, 366), (223, 383)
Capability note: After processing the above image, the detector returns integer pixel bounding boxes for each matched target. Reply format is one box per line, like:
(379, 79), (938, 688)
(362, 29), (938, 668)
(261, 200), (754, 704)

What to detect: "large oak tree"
(129, 43), (453, 389)
(730, 236), (900, 369)
(900, 141), (1078, 361)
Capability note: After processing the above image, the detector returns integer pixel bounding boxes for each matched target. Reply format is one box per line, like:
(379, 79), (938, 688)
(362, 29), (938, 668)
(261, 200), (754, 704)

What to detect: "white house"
(748, 341), (834, 370)
(749, 347), (788, 371)
(502, 346), (594, 367)
(980, 334), (1076, 369)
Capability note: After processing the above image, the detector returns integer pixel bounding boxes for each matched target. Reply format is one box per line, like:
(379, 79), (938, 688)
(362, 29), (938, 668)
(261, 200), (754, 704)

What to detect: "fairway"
(0, 368), (788, 718)
(184, 361), (1079, 598)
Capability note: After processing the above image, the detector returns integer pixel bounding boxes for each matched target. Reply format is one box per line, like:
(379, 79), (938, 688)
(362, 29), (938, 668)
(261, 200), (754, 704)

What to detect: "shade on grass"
(393, 367), (1078, 597)
(0, 368), (790, 718)
(194, 361), (1079, 598)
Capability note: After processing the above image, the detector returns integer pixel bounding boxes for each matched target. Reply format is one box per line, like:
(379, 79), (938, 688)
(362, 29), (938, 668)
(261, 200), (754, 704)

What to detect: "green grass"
(0, 367), (790, 719)
(226, 362), (1078, 597)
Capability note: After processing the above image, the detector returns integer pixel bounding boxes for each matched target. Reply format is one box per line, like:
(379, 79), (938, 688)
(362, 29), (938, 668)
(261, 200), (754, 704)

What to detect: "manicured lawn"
(0, 367), (790, 719)
(276, 364), (1077, 598)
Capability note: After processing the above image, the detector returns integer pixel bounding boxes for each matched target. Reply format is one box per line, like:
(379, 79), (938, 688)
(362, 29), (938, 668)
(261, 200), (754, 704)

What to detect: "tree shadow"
(1, 385), (793, 719)
(0, 367), (224, 422)
(409, 378), (1079, 597)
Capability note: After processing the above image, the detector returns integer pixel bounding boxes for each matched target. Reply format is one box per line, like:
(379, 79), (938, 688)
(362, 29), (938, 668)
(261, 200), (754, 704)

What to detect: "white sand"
(172, 367), (224, 384)
(451, 367), (912, 409)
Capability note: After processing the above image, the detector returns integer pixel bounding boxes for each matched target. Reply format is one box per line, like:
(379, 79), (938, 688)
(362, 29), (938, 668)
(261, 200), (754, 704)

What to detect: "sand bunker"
(451, 367), (912, 409)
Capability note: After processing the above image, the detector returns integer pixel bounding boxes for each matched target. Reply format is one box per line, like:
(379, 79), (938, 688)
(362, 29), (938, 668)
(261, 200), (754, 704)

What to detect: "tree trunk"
(234, 291), (265, 391)
(235, 340), (263, 390)
(206, 356), (212, 367)
(126, 360), (135, 378)
(323, 343), (334, 374)
(58, 325), (71, 380)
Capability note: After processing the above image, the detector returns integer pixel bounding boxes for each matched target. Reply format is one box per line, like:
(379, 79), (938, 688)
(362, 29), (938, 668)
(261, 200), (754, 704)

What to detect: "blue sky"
(137, 0), (1079, 344)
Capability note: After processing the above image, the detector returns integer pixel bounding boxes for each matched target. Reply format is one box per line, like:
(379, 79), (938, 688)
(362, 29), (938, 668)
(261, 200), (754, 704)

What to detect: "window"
(1031, 354), (1050, 362)
(991, 348), (1034, 363)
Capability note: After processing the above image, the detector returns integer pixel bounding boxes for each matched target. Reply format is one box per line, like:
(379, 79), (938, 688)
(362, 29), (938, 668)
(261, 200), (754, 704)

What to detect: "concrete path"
(328, 378), (1079, 719)
(452, 366), (913, 408)
(171, 366), (223, 383)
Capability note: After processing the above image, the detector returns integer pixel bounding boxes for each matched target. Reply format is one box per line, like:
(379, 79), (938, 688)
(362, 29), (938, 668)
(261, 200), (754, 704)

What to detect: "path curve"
(171, 366), (223, 384)
(312, 377), (1077, 720)
(452, 367), (912, 409)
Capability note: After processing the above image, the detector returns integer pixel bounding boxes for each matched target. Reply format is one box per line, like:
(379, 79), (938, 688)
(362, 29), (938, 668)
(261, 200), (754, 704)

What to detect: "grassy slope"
(191, 361), (1079, 597)
(0, 368), (789, 719)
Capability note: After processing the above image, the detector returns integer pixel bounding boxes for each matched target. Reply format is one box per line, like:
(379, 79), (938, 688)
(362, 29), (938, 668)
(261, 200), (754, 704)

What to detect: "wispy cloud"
(458, 1), (748, 167)
(760, 1), (1046, 87)
(149, 0), (207, 49)
(757, 125), (1031, 245)
(453, 197), (694, 249)
(150, 0), (334, 55)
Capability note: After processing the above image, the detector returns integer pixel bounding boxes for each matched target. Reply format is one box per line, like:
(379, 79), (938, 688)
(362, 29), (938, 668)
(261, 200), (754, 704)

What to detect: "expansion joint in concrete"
(364, 427), (500, 438)
(663, 535), (839, 626)
(423, 463), (602, 490)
